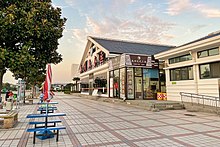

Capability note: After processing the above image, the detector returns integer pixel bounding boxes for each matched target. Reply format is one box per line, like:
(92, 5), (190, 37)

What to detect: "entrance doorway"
(135, 77), (143, 99)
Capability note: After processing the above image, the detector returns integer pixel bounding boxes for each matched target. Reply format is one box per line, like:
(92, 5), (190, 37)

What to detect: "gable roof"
(91, 37), (174, 55)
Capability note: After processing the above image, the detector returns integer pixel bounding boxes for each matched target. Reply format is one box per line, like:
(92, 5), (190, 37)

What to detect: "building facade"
(79, 36), (173, 99)
(109, 53), (163, 100)
(155, 31), (220, 101)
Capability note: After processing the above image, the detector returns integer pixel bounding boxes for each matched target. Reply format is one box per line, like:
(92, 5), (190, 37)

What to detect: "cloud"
(72, 14), (175, 45)
(166, 0), (191, 15)
(194, 4), (220, 18)
(190, 24), (208, 33)
(63, 0), (76, 7)
(166, 0), (220, 18)
(52, 3), (69, 9)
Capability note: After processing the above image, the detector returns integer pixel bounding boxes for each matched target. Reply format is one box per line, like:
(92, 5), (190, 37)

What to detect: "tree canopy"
(0, 0), (66, 96)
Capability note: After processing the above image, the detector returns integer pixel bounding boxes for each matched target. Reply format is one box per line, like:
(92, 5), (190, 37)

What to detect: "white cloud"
(166, 0), (220, 18)
(72, 14), (175, 45)
(63, 0), (76, 7)
(194, 4), (220, 18)
(166, 0), (191, 15)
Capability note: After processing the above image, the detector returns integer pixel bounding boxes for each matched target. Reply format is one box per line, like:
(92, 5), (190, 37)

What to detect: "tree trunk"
(23, 78), (26, 104)
(31, 84), (36, 98)
(76, 81), (78, 91)
(0, 70), (6, 99)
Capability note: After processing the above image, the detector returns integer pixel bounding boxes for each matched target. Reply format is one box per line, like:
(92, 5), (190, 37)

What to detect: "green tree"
(0, 0), (66, 98)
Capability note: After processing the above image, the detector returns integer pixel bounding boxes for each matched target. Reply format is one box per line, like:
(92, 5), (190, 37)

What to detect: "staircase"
(126, 100), (184, 111)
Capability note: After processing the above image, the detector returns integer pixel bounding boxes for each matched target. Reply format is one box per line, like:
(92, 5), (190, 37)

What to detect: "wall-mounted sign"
(125, 54), (158, 68)
(109, 54), (159, 69)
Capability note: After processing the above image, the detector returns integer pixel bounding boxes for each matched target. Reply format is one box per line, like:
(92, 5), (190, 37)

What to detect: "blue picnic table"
(26, 102), (66, 144)
(37, 102), (58, 104)
(27, 113), (66, 118)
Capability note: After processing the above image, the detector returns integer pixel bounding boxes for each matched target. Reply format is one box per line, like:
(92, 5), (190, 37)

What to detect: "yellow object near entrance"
(157, 93), (163, 100)
(157, 92), (167, 100)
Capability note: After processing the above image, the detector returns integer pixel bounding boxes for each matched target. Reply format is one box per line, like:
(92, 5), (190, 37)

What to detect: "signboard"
(125, 54), (158, 68)
(109, 54), (159, 69)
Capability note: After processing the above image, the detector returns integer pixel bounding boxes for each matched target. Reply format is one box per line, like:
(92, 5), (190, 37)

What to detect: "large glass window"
(169, 54), (192, 64)
(170, 66), (193, 81)
(143, 69), (159, 99)
(200, 62), (220, 79)
(198, 47), (219, 58)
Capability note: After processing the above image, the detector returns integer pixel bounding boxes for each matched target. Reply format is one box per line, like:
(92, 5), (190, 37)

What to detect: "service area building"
(155, 31), (220, 101)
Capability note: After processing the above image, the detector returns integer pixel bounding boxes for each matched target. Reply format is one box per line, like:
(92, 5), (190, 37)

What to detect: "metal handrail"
(180, 92), (220, 110)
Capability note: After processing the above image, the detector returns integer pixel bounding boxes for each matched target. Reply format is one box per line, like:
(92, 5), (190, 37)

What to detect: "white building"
(155, 31), (220, 101)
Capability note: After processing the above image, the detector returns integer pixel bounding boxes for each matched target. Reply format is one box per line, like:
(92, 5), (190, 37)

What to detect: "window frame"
(169, 54), (192, 64)
(197, 47), (219, 58)
(170, 66), (194, 81)
(199, 61), (220, 79)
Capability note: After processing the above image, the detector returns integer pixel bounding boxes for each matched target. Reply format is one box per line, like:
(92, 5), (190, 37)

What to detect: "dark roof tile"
(91, 37), (174, 55)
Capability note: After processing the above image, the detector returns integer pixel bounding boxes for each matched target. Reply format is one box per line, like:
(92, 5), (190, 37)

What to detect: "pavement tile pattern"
(1, 93), (220, 146)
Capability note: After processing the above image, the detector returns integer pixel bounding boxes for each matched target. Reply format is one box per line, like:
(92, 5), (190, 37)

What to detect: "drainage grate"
(184, 114), (196, 116)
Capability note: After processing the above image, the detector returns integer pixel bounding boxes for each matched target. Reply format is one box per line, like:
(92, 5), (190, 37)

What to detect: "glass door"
(135, 77), (143, 99)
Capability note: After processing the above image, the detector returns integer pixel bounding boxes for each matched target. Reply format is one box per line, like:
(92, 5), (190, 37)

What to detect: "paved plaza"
(1, 93), (220, 146)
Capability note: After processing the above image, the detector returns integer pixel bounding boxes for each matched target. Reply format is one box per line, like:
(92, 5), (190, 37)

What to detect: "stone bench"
(0, 111), (18, 129)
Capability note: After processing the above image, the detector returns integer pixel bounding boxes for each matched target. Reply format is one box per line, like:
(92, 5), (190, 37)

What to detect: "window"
(200, 62), (220, 79)
(169, 54), (192, 64)
(170, 66), (193, 81)
(197, 47), (219, 58)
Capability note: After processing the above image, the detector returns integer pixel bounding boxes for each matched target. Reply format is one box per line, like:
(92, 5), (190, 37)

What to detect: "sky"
(3, 0), (220, 84)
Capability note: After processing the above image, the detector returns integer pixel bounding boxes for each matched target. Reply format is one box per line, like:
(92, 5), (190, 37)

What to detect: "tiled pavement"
(1, 93), (220, 146)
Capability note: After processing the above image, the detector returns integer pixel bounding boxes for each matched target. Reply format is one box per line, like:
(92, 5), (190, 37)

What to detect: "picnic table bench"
(27, 126), (66, 144)
(0, 110), (18, 129)
(29, 120), (62, 128)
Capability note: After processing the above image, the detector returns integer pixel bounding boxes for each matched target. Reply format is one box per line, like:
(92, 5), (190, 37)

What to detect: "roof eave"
(155, 35), (220, 60)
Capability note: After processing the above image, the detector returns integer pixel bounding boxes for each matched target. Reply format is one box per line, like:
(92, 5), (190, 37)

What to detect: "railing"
(180, 92), (220, 110)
